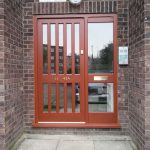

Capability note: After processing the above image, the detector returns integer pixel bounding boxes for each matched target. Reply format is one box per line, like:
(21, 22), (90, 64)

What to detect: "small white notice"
(119, 47), (128, 65)
(39, 0), (66, 2)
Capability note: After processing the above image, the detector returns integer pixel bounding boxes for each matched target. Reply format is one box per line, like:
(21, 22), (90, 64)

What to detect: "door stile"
(79, 20), (85, 115)
(84, 17), (88, 121)
(38, 21), (44, 117)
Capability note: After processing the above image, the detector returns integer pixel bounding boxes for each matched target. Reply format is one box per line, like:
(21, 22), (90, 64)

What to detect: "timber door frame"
(33, 14), (120, 128)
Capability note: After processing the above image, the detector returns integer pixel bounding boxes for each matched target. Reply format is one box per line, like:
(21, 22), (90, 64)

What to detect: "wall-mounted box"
(119, 47), (128, 65)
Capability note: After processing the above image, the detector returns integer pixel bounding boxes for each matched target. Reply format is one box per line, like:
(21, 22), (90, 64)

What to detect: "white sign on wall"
(39, 0), (66, 2)
(119, 47), (128, 65)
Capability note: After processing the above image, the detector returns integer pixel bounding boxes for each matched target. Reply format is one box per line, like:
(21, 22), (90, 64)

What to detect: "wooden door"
(37, 19), (85, 122)
(33, 15), (119, 128)
(86, 16), (118, 124)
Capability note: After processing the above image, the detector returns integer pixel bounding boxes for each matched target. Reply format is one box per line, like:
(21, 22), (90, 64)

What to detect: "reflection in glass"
(59, 24), (64, 74)
(88, 23), (113, 73)
(51, 24), (56, 74)
(43, 24), (48, 74)
(67, 83), (72, 112)
(75, 24), (80, 74)
(51, 84), (56, 112)
(75, 83), (80, 112)
(67, 24), (72, 74)
(59, 84), (64, 112)
(88, 83), (114, 112)
(43, 84), (48, 112)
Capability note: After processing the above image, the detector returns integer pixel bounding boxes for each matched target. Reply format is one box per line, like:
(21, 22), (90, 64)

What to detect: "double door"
(34, 15), (118, 127)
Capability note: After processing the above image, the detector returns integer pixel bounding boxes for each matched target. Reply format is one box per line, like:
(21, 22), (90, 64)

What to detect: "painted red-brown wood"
(33, 14), (119, 128)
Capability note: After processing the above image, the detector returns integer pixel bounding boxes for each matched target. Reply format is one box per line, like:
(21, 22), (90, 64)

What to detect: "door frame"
(33, 14), (120, 128)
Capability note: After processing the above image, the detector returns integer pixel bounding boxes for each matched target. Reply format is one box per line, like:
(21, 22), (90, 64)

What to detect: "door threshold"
(32, 120), (121, 128)
(38, 122), (86, 124)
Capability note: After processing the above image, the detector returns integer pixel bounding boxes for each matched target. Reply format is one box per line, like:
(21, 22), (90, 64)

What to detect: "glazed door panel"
(37, 19), (85, 122)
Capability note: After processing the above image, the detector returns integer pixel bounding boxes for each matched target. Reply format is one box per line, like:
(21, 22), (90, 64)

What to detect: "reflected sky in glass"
(43, 24), (47, 45)
(88, 23), (113, 58)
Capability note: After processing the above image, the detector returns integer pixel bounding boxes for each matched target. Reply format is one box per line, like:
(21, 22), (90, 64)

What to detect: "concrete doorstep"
(12, 134), (137, 150)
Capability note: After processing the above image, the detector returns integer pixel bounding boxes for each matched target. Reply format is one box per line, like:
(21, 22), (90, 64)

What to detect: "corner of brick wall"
(129, 0), (145, 149)
(3, 0), (24, 149)
(0, 0), (5, 149)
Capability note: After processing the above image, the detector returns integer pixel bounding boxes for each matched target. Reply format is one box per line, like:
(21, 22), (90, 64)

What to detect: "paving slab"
(17, 139), (58, 150)
(57, 140), (94, 150)
(15, 134), (137, 150)
(94, 141), (135, 150)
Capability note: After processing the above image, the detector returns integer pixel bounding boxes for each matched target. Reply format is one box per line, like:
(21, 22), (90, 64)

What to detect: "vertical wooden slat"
(48, 24), (51, 113)
(71, 23), (75, 113)
(56, 23), (60, 113)
(64, 23), (67, 113)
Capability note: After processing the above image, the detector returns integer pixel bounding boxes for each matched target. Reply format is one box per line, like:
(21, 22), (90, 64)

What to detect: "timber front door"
(33, 15), (119, 128)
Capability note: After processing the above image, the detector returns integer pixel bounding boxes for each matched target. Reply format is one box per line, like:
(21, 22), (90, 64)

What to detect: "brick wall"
(1, 0), (23, 149)
(128, 0), (145, 150)
(23, 0), (129, 135)
(0, 0), (5, 149)
(144, 1), (150, 150)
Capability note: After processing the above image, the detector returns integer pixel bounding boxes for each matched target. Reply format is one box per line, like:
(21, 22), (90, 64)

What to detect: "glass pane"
(75, 83), (80, 112)
(88, 23), (113, 73)
(67, 24), (72, 74)
(59, 24), (64, 74)
(43, 84), (48, 112)
(51, 24), (56, 74)
(67, 83), (72, 112)
(51, 84), (56, 112)
(59, 84), (64, 112)
(75, 24), (80, 74)
(43, 24), (48, 74)
(88, 83), (114, 112)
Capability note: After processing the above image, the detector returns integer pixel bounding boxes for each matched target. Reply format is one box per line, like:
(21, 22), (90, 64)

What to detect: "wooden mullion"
(48, 23), (51, 113)
(56, 23), (59, 113)
(64, 23), (67, 113)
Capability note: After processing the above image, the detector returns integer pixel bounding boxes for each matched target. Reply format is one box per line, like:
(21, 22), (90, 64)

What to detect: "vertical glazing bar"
(64, 23), (67, 113)
(56, 23), (60, 113)
(48, 24), (51, 74)
(72, 23), (75, 113)
(48, 24), (51, 112)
